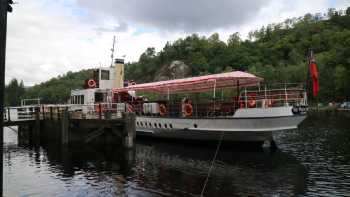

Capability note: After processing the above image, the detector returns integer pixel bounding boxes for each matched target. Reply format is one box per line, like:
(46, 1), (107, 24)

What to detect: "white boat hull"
(135, 114), (306, 142)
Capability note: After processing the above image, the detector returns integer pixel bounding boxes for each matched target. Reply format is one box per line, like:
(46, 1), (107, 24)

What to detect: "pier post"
(50, 107), (53, 120)
(32, 110), (41, 144)
(122, 112), (136, 149)
(61, 110), (69, 145)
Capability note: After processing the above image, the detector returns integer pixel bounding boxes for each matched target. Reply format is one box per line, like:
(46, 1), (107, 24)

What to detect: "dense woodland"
(5, 8), (350, 106)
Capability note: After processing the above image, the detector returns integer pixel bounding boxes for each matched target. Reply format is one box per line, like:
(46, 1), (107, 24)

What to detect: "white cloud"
(6, 0), (181, 86)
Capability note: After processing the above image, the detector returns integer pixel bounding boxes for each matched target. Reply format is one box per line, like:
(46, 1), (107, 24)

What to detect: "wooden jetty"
(3, 104), (136, 148)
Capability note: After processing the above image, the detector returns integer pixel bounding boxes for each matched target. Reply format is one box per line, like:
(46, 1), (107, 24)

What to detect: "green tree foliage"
(5, 79), (25, 106)
(125, 7), (350, 102)
(20, 70), (91, 104)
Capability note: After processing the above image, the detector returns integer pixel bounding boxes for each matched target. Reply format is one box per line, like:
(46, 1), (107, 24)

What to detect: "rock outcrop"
(154, 60), (191, 81)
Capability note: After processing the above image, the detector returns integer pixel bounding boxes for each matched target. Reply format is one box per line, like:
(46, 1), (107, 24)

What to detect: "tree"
(227, 32), (241, 48)
(5, 79), (25, 106)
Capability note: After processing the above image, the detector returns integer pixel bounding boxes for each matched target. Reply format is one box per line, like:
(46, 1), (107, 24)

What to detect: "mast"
(110, 35), (116, 67)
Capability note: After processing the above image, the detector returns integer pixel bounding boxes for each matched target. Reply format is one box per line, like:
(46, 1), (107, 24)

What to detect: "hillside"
(6, 70), (92, 105)
(6, 7), (350, 105)
(125, 8), (350, 102)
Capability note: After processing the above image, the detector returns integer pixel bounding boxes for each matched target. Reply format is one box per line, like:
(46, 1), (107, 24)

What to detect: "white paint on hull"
(233, 106), (294, 118)
(135, 114), (306, 142)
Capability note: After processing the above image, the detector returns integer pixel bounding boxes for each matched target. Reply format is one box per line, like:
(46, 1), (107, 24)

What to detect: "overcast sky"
(5, 0), (349, 86)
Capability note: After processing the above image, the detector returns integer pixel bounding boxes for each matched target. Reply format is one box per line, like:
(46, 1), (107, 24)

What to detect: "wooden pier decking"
(3, 104), (136, 148)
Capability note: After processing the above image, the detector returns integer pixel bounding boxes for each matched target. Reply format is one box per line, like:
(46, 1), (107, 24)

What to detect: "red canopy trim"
(113, 71), (263, 94)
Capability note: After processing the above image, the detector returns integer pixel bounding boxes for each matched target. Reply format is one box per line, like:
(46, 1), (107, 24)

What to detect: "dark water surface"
(3, 111), (350, 196)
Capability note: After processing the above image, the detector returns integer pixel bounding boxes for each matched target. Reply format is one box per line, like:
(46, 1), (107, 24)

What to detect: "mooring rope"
(200, 131), (225, 197)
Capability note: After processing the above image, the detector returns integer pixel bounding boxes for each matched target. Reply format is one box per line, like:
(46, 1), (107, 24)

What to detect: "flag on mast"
(309, 50), (319, 97)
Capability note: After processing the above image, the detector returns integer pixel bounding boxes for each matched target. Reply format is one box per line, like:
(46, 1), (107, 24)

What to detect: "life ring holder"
(159, 104), (167, 116)
(184, 103), (193, 117)
(87, 79), (96, 88)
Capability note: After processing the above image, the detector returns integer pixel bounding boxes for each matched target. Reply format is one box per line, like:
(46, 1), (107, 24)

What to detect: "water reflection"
(275, 111), (350, 196)
(4, 128), (307, 197)
(134, 141), (307, 196)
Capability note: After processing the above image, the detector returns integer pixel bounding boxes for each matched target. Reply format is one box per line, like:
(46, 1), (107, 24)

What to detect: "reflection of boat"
(135, 141), (307, 196)
(70, 59), (308, 144)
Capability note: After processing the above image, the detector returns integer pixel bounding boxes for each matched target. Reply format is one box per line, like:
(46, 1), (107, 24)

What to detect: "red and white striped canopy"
(113, 71), (263, 94)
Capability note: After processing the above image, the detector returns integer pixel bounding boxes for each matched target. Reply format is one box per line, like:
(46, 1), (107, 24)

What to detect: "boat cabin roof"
(113, 71), (263, 94)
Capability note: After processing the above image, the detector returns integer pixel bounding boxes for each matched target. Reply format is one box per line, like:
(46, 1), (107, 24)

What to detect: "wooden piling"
(60, 109), (69, 145)
(122, 112), (136, 149)
(50, 107), (53, 120)
(32, 110), (41, 144)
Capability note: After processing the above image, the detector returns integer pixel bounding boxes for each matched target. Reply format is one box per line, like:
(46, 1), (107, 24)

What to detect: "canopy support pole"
(236, 80), (240, 110)
(167, 88), (170, 101)
(213, 80), (216, 114)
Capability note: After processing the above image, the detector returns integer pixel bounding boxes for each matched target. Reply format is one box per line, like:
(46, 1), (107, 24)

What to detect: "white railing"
(3, 103), (130, 122)
(4, 106), (39, 122)
(241, 85), (307, 108)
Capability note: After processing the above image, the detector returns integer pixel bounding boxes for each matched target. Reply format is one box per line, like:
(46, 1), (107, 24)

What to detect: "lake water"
(3, 111), (350, 196)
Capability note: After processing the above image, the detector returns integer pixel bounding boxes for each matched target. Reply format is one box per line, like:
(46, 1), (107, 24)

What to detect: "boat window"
(95, 92), (104, 102)
(154, 123), (157, 128)
(80, 95), (84, 104)
(140, 122), (143, 126)
(165, 124), (167, 128)
(194, 124), (198, 128)
(170, 124), (173, 129)
(149, 123), (152, 127)
(101, 70), (110, 80)
(158, 123), (162, 128)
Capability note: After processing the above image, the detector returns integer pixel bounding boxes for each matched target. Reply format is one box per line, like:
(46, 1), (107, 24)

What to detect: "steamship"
(70, 59), (308, 143)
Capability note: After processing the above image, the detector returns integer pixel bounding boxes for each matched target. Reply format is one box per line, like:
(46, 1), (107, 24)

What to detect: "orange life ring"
(247, 93), (257, 108)
(88, 79), (96, 88)
(159, 104), (167, 116)
(248, 100), (256, 108)
(184, 103), (193, 117)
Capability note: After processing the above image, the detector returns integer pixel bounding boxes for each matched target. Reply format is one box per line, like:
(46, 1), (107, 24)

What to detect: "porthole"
(140, 122), (143, 126)
(136, 122), (139, 126)
(154, 123), (157, 128)
(170, 124), (173, 129)
(158, 123), (162, 128)
(149, 122), (152, 127)
(194, 124), (198, 128)
(165, 124), (168, 128)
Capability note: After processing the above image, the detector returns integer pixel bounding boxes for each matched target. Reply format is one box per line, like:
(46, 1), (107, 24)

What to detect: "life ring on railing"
(184, 103), (193, 117)
(87, 79), (96, 88)
(248, 100), (256, 108)
(247, 93), (257, 108)
(159, 104), (167, 116)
